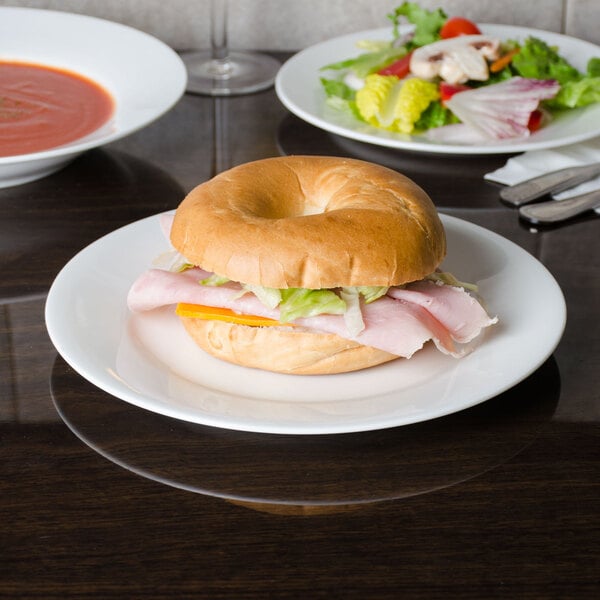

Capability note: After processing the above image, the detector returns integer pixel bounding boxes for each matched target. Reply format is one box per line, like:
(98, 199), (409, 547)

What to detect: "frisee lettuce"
(387, 1), (446, 46)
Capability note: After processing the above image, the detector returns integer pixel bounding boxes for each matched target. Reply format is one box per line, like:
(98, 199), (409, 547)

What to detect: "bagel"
(170, 155), (445, 289)
(180, 318), (398, 375)
(165, 156), (447, 374)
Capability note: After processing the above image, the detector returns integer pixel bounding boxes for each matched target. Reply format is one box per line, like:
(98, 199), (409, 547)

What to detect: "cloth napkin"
(484, 137), (600, 212)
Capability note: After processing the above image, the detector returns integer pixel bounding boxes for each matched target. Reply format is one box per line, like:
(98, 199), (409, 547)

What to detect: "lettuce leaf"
(509, 37), (600, 109)
(550, 76), (600, 108)
(387, 1), (446, 46)
(511, 36), (581, 84)
(279, 288), (346, 323)
(414, 100), (457, 131)
(200, 273), (230, 286)
(355, 286), (389, 303)
(588, 57), (600, 77)
(356, 75), (439, 133)
(320, 77), (356, 101)
(320, 78), (361, 119)
(241, 283), (281, 309)
(321, 46), (407, 78)
(425, 271), (478, 292)
(339, 288), (365, 336)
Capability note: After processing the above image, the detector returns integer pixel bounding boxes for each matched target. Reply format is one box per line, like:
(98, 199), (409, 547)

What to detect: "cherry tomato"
(440, 17), (482, 39)
(377, 52), (413, 78)
(527, 109), (543, 132)
(439, 82), (470, 105)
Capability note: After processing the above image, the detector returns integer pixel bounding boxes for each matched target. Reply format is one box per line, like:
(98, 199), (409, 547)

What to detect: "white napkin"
(484, 137), (600, 211)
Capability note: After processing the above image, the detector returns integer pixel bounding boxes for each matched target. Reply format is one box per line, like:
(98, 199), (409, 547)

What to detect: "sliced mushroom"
(410, 35), (501, 84)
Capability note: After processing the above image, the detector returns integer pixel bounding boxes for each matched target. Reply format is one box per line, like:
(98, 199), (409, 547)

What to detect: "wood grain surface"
(1, 56), (598, 599)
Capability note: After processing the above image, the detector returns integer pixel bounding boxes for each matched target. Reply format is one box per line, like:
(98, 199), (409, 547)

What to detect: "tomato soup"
(0, 61), (114, 157)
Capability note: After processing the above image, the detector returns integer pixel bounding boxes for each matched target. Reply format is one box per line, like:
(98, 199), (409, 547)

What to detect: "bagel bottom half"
(179, 317), (398, 375)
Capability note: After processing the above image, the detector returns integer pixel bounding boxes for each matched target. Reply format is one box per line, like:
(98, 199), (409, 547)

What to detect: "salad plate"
(45, 212), (566, 435)
(276, 24), (600, 155)
(0, 7), (186, 188)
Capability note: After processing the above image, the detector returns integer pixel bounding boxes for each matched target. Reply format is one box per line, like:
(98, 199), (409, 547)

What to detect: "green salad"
(320, 2), (600, 141)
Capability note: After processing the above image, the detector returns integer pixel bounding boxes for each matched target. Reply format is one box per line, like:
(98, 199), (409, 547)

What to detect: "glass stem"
(210, 0), (233, 76)
(211, 98), (230, 176)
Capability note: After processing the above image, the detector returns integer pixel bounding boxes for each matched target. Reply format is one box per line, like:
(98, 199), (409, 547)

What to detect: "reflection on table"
(51, 356), (560, 513)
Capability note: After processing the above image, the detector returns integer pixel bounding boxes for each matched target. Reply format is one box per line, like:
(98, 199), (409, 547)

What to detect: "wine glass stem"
(210, 0), (233, 76)
(212, 98), (230, 176)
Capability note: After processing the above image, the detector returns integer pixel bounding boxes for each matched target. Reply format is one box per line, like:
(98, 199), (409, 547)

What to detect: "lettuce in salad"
(588, 57), (600, 77)
(356, 75), (440, 133)
(320, 77), (361, 118)
(414, 100), (457, 130)
(511, 37), (600, 109)
(387, 2), (446, 46)
(322, 47), (408, 78)
(511, 36), (581, 84)
(320, 1), (446, 79)
(548, 57), (600, 108)
(551, 76), (600, 108)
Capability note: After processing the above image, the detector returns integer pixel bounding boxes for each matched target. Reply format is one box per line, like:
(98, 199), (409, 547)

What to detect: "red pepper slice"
(377, 51), (413, 78)
(527, 109), (543, 132)
(439, 82), (470, 105)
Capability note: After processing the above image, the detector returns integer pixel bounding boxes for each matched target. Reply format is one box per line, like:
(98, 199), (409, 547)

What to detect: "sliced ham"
(298, 295), (457, 358)
(350, 296), (457, 357)
(387, 280), (498, 343)
(127, 267), (497, 359)
(128, 267), (241, 312)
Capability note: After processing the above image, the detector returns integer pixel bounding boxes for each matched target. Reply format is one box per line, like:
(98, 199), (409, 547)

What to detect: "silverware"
(500, 162), (600, 206)
(519, 189), (600, 224)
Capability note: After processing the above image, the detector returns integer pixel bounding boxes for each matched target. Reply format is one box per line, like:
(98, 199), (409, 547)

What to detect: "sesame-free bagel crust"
(170, 156), (446, 289)
(180, 318), (398, 374)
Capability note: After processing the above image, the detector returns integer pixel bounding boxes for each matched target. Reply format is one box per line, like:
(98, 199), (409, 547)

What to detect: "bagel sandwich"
(128, 156), (497, 374)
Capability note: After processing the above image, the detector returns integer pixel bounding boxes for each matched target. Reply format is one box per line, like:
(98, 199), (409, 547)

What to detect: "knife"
(519, 189), (600, 224)
(500, 162), (600, 206)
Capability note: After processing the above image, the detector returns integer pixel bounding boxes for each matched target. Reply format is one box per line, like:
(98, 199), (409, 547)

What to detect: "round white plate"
(276, 24), (600, 155)
(45, 212), (566, 435)
(0, 7), (187, 187)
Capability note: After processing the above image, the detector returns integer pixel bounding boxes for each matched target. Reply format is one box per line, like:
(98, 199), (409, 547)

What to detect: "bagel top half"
(170, 156), (446, 289)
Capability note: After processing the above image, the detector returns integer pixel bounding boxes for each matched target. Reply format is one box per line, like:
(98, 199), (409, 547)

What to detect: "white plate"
(276, 24), (600, 155)
(45, 212), (566, 435)
(0, 7), (186, 187)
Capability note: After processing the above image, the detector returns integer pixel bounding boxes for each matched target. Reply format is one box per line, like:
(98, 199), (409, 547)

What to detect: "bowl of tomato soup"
(0, 61), (115, 158)
(0, 7), (186, 187)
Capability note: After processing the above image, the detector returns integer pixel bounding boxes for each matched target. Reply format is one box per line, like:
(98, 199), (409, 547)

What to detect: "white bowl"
(0, 7), (187, 188)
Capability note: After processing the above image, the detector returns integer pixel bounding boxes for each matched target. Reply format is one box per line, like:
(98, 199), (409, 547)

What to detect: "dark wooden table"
(1, 56), (598, 598)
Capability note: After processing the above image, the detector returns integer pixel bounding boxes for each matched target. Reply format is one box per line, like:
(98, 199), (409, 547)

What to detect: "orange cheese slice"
(175, 303), (294, 328)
